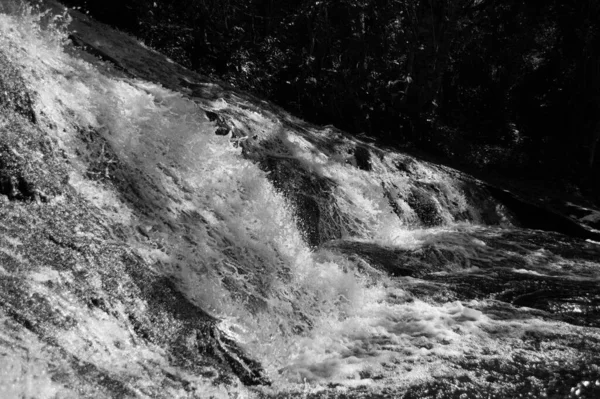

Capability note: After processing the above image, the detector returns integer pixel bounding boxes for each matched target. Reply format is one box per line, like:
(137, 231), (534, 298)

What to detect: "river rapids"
(0, 2), (599, 398)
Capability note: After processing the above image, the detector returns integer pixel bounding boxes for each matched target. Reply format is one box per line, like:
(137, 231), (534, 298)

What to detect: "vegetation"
(62, 0), (600, 197)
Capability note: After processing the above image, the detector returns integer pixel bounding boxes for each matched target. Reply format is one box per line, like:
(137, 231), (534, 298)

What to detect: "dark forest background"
(62, 0), (600, 199)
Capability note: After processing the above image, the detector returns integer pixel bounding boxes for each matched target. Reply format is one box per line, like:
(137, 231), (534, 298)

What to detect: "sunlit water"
(1, 4), (600, 397)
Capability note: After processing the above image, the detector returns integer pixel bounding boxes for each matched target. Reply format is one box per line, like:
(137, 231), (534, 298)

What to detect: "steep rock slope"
(0, 3), (266, 398)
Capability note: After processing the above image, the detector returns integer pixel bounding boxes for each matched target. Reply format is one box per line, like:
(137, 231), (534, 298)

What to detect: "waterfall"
(1, 3), (599, 398)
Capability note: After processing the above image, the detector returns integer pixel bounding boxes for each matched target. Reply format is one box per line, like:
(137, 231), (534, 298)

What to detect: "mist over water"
(2, 4), (600, 397)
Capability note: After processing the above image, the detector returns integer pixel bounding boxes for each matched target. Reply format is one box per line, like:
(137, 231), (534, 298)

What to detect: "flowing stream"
(1, 4), (600, 398)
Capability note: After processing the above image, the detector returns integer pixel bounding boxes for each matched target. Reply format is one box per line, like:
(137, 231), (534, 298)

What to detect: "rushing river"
(84, 77), (599, 396)
(1, 3), (600, 398)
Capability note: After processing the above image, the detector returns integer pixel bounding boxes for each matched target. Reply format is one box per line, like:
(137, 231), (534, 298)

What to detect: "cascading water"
(1, 2), (600, 398)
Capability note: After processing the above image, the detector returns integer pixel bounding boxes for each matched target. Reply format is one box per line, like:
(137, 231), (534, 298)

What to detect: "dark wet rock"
(209, 327), (271, 386)
(459, 181), (515, 225)
(383, 182), (442, 225)
(68, 34), (130, 75)
(407, 186), (444, 227)
(294, 193), (322, 247)
(131, 274), (270, 386)
(67, 356), (140, 398)
(486, 184), (600, 240)
(562, 202), (600, 230)
(0, 116), (65, 202)
(0, 54), (64, 201)
(383, 174), (515, 227)
(0, 51), (37, 124)
(205, 110), (219, 122)
(394, 158), (414, 174)
(382, 183), (402, 220)
(325, 240), (468, 278)
(205, 110), (232, 136)
(354, 146), (371, 171)
(258, 150), (342, 247)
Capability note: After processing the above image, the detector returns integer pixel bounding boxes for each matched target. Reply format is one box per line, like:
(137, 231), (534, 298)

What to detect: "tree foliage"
(64, 0), (600, 195)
